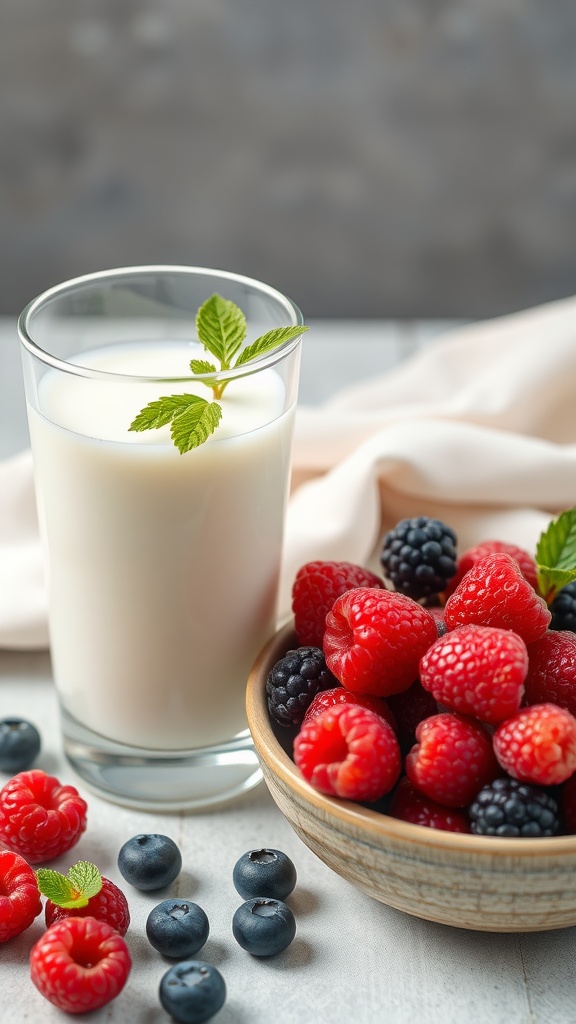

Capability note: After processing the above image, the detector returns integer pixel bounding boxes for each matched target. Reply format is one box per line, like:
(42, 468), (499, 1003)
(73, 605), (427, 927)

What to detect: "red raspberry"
(0, 850), (42, 942)
(561, 773), (576, 833)
(293, 704), (401, 802)
(419, 624), (528, 725)
(45, 877), (130, 937)
(323, 587), (437, 697)
(30, 916), (131, 1014)
(292, 560), (384, 648)
(444, 552), (550, 645)
(387, 679), (439, 753)
(0, 770), (87, 864)
(406, 712), (499, 808)
(493, 703), (576, 785)
(525, 630), (576, 717)
(446, 539), (538, 597)
(303, 686), (396, 732)
(389, 777), (471, 833)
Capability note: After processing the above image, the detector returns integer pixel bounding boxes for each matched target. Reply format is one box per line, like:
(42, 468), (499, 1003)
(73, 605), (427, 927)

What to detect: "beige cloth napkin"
(3, 294), (576, 650)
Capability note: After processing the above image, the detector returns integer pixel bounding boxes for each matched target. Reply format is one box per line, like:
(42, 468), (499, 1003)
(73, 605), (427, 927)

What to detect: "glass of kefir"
(18, 266), (304, 809)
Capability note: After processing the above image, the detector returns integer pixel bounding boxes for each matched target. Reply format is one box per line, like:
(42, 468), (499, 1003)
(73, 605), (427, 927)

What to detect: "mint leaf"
(129, 394), (200, 433)
(130, 394), (222, 454)
(190, 358), (217, 376)
(196, 294), (246, 368)
(129, 293), (307, 453)
(235, 325), (308, 368)
(536, 508), (576, 601)
(36, 862), (102, 908)
(67, 861), (102, 901)
(36, 869), (79, 906)
(171, 400), (222, 454)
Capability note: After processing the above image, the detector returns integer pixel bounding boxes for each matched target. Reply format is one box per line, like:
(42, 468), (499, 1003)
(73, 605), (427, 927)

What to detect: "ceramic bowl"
(246, 622), (576, 932)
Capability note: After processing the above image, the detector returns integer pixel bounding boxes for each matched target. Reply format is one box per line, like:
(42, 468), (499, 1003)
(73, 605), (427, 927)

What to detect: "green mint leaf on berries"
(129, 292), (307, 454)
(536, 508), (576, 602)
(36, 861), (102, 909)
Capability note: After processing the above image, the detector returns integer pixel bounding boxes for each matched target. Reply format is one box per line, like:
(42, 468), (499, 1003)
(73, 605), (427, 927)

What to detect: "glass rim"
(17, 264), (305, 383)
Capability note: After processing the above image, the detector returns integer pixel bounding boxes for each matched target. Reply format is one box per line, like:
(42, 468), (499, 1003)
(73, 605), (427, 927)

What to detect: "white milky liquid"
(28, 341), (295, 750)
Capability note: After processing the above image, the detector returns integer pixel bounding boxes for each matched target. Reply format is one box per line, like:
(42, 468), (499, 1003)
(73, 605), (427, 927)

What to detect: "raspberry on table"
(493, 703), (576, 786)
(323, 587), (438, 697)
(30, 916), (131, 1014)
(0, 849), (42, 942)
(292, 560), (385, 648)
(419, 624), (528, 725)
(444, 552), (551, 644)
(0, 769), (87, 864)
(266, 647), (337, 727)
(469, 777), (560, 837)
(406, 712), (499, 808)
(303, 686), (396, 733)
(294, 703), (401, 802)
(525, 630), (576, 717)
(380, 516), (458, 600)
(445, 539), (538, 597)
(550, 582), (576, 633)
(44, 876), (130, 937)
(388, 777), (471, 833)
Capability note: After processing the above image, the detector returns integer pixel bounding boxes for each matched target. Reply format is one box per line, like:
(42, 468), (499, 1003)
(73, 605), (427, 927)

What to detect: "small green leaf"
(196, 294), (246, 367)
(171, 399), (222, 454)
(234, 325), (308, 368)
(190, 358), (217, 376)
(536, 508), (576, 601)
(129, 394), (200, 433)
(67, 861), (102, 901)
(36, 869), (79, 906)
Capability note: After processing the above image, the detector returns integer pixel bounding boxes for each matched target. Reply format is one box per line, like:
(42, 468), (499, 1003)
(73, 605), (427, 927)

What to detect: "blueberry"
(159, 960), (226, 1024)
(146, 899), (209, 959)
(118, 834), (182, 891)
(233, 848), (297, 901)
(0, 718), (41, 773)
(232, 898), (296, 957)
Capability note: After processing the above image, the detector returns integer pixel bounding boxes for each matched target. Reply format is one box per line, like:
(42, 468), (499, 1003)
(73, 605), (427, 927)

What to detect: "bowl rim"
(247, 621), (576, 859)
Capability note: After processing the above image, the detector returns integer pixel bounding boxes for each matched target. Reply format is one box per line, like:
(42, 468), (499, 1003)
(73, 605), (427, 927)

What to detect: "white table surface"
(3, 317), (575, 1024)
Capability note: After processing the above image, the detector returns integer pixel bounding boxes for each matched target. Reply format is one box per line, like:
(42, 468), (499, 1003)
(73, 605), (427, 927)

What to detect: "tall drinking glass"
(18, 266), (304, 810)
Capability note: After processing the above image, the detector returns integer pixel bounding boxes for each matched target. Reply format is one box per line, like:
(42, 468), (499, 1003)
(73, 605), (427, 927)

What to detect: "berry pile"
(0, 759), (300, 1019)
(280, 514), (576, 835)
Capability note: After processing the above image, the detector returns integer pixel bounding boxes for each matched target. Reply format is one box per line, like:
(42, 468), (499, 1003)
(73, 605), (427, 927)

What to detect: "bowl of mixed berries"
(246, 511), (576, 932)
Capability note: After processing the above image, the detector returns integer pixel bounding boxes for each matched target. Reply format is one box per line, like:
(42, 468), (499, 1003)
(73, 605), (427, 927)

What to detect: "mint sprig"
(536, 508), (576, 602)
(36, 861), (102, 908)
(129, 293), (307, 453)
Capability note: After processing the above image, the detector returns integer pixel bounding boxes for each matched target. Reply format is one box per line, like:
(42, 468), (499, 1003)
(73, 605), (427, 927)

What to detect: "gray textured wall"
(1, 0), (576, 318)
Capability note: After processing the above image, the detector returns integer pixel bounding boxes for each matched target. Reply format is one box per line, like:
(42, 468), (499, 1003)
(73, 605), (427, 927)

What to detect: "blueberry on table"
(232, 897), (296, 957)
(0, 718), (41, 773)
(118, 834), (182, 890)
(233, 848), (297, 901)
(146, 899), (209, 959)
(159, 961), (226, 1024)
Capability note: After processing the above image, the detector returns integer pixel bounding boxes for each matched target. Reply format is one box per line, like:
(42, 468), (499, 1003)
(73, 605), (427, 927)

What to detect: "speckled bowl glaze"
(246, 622), (576, 932)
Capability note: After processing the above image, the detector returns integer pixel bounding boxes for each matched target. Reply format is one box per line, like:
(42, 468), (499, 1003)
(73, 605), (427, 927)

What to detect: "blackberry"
(550, 581), (576, 633)
(469, 777), (560, 837)
(266, 647), (336, 727)
(380, 516), (458, 600)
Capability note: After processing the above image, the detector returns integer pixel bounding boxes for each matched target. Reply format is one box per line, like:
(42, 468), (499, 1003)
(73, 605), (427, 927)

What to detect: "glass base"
(61, 708), (263, 812)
